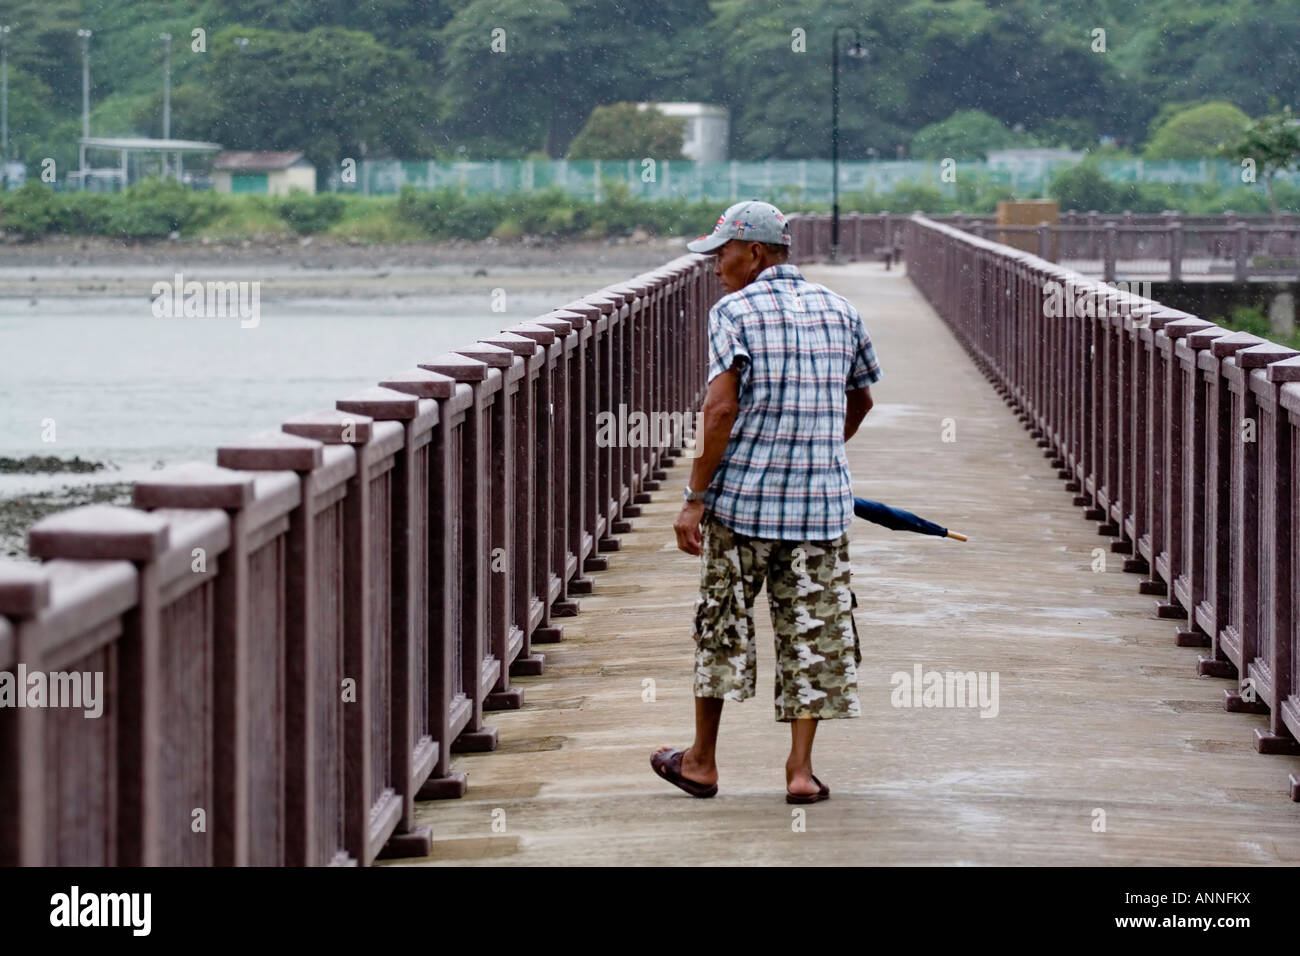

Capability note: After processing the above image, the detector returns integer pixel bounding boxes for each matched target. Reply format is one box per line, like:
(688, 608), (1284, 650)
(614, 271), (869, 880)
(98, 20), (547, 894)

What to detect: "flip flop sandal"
(786, 774), (830, 805)
(651, 747), (718, 798)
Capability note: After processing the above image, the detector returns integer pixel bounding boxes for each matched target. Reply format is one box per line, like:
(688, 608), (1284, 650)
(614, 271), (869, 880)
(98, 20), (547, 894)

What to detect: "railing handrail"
(0, 251), (720, 866)
(900, 211), (1300, 801)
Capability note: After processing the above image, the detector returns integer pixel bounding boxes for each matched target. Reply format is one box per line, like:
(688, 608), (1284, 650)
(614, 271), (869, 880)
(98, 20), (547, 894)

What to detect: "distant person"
(651, 199), (882, 803)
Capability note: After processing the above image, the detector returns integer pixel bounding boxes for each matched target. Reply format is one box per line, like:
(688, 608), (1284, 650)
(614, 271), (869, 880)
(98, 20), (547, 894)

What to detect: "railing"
(0, 255), (718, 866)
(903, 212), (1300, 800)
(789, 211), (1300, 280)
(785, 212), (905, 263)
(949, 213), (1300, 281)
(941, 212), (1298, 229)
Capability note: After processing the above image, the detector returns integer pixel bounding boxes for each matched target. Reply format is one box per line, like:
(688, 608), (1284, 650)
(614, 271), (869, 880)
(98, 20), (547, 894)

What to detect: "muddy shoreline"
(0, 235), (694, 299)
(0, 233), (690, 275)
(0, 482), (134, 561)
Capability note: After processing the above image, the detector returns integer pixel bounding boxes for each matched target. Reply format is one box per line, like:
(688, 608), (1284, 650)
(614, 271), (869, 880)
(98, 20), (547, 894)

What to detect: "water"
(0, 287), (596, 493)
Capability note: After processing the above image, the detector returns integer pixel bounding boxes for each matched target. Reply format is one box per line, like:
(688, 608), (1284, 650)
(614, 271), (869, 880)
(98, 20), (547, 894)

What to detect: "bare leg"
(786, 716), (820, 796)
(653, 696), (723, 786)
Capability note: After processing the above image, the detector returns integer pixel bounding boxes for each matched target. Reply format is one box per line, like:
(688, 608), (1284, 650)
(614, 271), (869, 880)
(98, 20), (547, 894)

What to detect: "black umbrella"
(854, 497), (967, 541)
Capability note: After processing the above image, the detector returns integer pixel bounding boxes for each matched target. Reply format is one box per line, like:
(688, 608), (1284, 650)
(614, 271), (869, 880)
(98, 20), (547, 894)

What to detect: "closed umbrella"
(854, 497), (967, 541)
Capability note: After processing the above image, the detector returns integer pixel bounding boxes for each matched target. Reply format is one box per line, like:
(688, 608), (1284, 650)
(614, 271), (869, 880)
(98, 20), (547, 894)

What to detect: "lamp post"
(77, 28), (92, 189)
(831, 26), (866, 262)
(1, 25), (10, 179)
(160, 32), (171, 180)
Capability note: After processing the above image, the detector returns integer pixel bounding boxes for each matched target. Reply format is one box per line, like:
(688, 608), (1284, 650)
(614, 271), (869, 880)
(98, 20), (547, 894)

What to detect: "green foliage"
(1227, 108), (1300, 214)
(5, 170), (1298, 245)
(202, 26), (431, 186)
(0, 184), (124, 237)
(871, 183), (947, 213)
(1231, 108), (1300, 173)
(109, 178), (217, 238)
(277, 191), (346, 234)
(1144, 102), (1252, 159)
(0, 181), (67, 237)
(394, 183), (720, 240)
(567, 104), (686, 161)
(909, 110), (1029, 160)
(196, 195), (293, 240)
(1196, 184), (1273, 214)
(60, 193), (115, 234)
(437, 0), (711, 157)
(6, 0), (1300, 172)
(0, 178), (216, 239)
(396, 185), (506, 240)
(1031, 117), (1099, 151)
(1220, 304), (1271, 337)
(325, 200), (429, 242)
(1049, 162), (1141, 212)
(1214, 303), (1300, 350)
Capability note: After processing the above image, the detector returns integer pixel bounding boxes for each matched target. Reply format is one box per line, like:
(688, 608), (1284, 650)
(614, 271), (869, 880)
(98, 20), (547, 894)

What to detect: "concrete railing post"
(1235, 222), (1250, 282)
(332, 386), (437, 860)
(1104, 222), (1118, 282)
(280, 408), (405, 866)
(133, 461), (300, 867)
(1169, 220), (1183, 282)
(216, 429), (353, 864)
(27, 504), (177, 866)
(0, 563), (52, 866)
(417, 354), (502, 758)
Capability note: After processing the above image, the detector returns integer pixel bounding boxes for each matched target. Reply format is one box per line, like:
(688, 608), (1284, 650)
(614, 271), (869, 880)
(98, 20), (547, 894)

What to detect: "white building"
(639, 102), (730, 162)
(212, 151), (317, 195)
(986, 148), (1085, 166)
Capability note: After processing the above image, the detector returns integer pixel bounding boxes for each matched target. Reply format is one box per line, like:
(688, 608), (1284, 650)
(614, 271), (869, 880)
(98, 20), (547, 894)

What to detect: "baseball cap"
(686, 200), (792, 253)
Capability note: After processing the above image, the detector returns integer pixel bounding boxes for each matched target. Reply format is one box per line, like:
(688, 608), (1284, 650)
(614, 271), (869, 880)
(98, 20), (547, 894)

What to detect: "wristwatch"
(683, 486), (707, 503)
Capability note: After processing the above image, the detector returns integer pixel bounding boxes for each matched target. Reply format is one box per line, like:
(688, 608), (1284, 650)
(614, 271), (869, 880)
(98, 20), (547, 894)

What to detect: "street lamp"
(1, 26), (10, 176)
(831, 26), (866, 262)
(77, 28), (92, 189)
(160, 33), (171, 180)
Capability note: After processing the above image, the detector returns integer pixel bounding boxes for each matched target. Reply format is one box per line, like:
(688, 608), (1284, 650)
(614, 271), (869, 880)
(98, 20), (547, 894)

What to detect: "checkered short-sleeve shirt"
(704, 263), (882, 541)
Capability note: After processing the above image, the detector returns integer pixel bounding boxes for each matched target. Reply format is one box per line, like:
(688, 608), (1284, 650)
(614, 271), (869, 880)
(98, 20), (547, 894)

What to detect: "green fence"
(347, 158), (1295, 202)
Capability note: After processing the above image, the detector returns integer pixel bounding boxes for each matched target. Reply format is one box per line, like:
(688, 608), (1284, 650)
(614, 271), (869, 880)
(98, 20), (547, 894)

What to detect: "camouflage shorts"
(692, 514), (861, 721)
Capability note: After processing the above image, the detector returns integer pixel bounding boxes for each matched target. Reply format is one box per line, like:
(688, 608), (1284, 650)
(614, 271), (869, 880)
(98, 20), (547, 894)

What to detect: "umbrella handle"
(947, 530), (968, 542)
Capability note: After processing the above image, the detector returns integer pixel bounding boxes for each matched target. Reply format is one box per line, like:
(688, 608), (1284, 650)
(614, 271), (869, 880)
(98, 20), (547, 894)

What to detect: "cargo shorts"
(691, 513), (862, 721)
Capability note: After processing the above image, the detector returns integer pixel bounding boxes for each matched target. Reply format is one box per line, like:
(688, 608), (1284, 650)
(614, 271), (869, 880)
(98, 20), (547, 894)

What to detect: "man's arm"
(846, 385), (873, 440)
(674, 365), (741, 555)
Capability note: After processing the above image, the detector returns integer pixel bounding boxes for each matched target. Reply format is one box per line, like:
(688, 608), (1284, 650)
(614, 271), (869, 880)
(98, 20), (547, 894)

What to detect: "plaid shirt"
(703, 263), (882, 540)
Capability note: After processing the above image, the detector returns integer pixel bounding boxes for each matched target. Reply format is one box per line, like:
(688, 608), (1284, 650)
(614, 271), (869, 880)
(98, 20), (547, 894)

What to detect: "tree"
(1031, 117), (1098, 151)
(566, 104), (684, 160)
(436, 0), (712, 158)
(200, 27), (431, 186)
(706, 0), (912, 160)
(708, 0), (1113, 160)
(0, 66), (57, 168)
(909, 110), (1028, 160)
(1048, 161), (1151, 213)
(1174, 1), (1300, 118)
(1143, 101), (1251, 158)
(1228, 108), (1300, 216)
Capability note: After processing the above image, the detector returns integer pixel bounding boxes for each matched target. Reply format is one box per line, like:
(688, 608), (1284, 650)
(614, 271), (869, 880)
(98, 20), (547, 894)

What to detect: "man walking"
(651, 200), (881, 803)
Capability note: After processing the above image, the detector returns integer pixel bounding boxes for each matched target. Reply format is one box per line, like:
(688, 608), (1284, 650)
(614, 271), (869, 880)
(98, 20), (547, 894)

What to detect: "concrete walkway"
(388, 262), (1300, 866)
